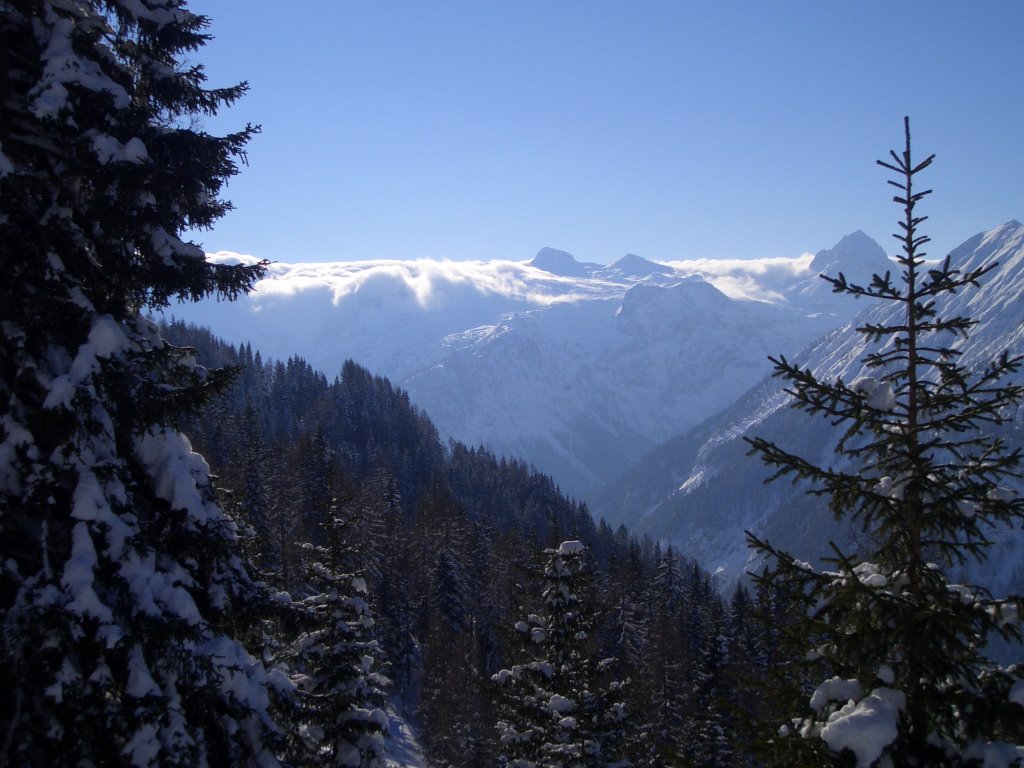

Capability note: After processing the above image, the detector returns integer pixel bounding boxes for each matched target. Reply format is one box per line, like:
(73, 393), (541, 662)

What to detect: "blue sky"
(191, 1), (1023, 266)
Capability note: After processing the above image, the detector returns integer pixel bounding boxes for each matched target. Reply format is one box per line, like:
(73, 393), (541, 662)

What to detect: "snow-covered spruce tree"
(0, 1), (289, 764)
(284, 498), (389, 768)
(492, 541), (629, 767)
(630, 547), (687, 767)
(691, 624), (733, 768)
(421, 540), (487, 766)
(746, 118), (1024, 766)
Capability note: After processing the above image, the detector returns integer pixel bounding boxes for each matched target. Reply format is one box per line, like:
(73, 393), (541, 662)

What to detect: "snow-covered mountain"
(402, 276), (851, 495)
(591, 220), (1024, 591)
(172, 233), (892, 496)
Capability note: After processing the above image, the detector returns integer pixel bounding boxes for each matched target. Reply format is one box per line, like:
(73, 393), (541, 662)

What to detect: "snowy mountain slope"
(591, 220), (1024, 591)
(172, 234), (890, 496)
(173, 254), (617, 381)
(404, 278), (846, 493)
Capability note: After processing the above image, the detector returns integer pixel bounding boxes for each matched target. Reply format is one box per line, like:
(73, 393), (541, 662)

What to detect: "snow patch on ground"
(385, 706), (426, 767)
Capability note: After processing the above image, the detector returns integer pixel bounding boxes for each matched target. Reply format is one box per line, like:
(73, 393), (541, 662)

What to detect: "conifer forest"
(1, 1), (1022, 766)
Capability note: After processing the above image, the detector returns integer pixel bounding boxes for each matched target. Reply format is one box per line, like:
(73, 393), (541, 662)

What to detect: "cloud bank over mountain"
(178, 236), (890, 495)
(205, 247), (819, 309)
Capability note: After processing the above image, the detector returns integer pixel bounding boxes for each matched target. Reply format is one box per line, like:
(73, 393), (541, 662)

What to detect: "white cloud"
(207, 252), (625, 309)
(662, 253), (816, 302)
(204, 250), (817, 308)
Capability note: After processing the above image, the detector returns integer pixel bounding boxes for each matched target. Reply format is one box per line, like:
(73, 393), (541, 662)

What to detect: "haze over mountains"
(174, 231), (892, 496)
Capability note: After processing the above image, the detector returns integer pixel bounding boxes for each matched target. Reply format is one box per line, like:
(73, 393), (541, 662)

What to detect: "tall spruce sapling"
(0, 1), (287, 765)
(628, 547), (688, 767)
(283, 497), (389, 768)
(745, 118), (1024, 765)
(492, 541), (629, 768)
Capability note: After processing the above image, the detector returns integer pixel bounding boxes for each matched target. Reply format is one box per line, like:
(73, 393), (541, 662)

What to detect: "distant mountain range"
(590, 220), (1024, 592)
(174, 220), (1024, 594)
(173, 232), (892, 496)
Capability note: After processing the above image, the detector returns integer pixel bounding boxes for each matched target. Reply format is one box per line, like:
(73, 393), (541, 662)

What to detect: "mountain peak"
(983, 219), (1024, 245)
(786, 231), (891, 304)
(529, 247), (591, 278)
(606, 253), (673, 278)
(810, 231), (890, 277)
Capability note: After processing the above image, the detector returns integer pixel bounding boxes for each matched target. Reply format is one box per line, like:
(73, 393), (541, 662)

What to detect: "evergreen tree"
(232, 399), (278, 572)
(492, 541), (629, 767)
(0, 1), (288, 764)
(746, 118), (1024, 765)
(722, 585), (763, 768)
(285, 500), (389, 768)
(631, 548), (688, 767)
(416, 480), (493, 767)
(691, 623), (732, 768)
